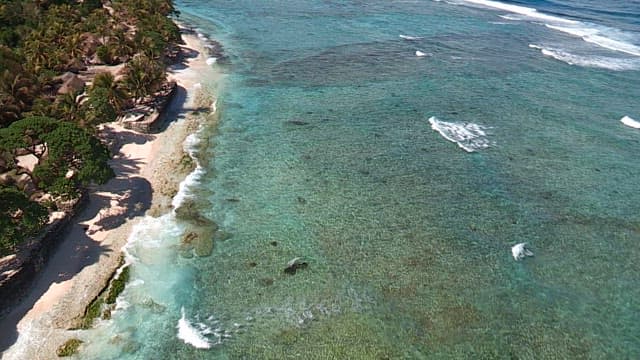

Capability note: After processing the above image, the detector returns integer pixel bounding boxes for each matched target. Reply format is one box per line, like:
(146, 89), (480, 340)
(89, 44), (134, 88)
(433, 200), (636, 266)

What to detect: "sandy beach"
(0, 33), (217, 359)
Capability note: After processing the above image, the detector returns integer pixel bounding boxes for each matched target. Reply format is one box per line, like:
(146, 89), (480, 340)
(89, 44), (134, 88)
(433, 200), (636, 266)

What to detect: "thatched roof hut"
(56, 72), (85, 95)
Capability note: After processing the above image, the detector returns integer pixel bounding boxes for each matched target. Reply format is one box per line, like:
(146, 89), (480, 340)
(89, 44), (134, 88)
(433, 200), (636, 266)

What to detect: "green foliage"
(80, 296), (104, 329)
(1, 116), (114, 196)
(123, 54), (166, 102)
(105, 265), (130, 304)
(90, 72), (129, 113)
(85, 87), (117, 125)
(56, 338), (83, 357)
(95, 45), (112, 65)
(53, 90), (85, 123)
(0, 186), (48, 256)
(37, 122), (114, 190)
(0, 46), (38, 126)
(0, 116), (58, 157)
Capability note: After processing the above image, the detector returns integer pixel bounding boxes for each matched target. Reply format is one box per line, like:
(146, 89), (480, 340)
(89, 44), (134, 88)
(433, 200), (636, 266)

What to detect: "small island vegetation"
(0, 0), (183, 255)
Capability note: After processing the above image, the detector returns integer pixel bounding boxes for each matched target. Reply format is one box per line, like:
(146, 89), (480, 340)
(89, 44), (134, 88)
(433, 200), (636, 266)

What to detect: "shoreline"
(0, 31), (218, 359)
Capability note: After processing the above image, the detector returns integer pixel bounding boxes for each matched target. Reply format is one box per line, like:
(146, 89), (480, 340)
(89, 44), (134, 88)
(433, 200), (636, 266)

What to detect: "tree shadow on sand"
(0, 147), (153, 353)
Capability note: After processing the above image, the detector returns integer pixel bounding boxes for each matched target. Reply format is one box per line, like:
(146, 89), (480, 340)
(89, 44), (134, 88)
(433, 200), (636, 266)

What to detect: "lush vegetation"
(0, 0), (182, 256)
(56, 338), (83, 357)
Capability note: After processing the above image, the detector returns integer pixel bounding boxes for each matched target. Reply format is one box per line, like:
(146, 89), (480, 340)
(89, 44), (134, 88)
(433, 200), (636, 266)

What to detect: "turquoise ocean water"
(77, 0), (639, 358)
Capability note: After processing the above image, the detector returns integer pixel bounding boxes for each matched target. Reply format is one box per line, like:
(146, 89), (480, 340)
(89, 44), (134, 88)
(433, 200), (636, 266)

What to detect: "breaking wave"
(428, 116), (493, 152)
(399, 34), (423, 40)
(621, 116), (640, 129)
(529, 44), (640, 71)
(177, 307), (212, 349)
(449, 0), (640, 58)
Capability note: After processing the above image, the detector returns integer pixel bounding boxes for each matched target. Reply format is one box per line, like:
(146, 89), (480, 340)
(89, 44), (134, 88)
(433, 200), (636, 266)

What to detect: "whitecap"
(457, 0), (577, 24)
(621, 116), (640, 129)
(115, 297), (131, 311)
(171, 127), (206, 209)
(428, 116), (492, 152)
(399, 34), (423, 40)
(177, 307), (212, 349)
(545, 24), (640, 57)
(415, 50), (429, 57)
(206, 57), (217, 65)
(453, 0), (640, 58)
(528, 44), (640, 71)
(511, 243), (534, 261)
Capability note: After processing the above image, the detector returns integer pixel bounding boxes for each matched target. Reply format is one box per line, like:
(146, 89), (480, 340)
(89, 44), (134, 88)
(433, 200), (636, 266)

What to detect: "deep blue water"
(71, 0), (640, 358)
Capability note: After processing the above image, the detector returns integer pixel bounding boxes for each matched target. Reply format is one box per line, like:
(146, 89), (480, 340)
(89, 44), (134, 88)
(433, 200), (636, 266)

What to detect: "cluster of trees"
(0, 0), (182, 255)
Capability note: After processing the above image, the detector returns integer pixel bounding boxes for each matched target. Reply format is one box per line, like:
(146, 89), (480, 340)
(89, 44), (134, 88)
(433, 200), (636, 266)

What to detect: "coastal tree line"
(0, 0), (182, 255)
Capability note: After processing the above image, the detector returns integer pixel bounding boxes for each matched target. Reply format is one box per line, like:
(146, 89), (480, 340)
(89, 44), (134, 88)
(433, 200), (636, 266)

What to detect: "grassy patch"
(80, 297), (104, 329)
(56, 338), (82, 357)
(106, 265), (130, 304)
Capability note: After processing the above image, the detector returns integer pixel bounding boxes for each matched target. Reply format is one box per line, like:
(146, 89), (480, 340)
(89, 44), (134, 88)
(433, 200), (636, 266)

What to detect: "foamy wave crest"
(621, 116), (640, 129)
(171, 99), (217, 209)
(545, 24), (640, 57)
(178, 307), (212, 349)
(529, 44), (640, 71)
(399, 34), (423, 40)
(206, 57), (217, 65)
(456, 0), (577, 24)
(453, 0), (640, 58)
(428, 116), (492, 152)
(172, 136), (205, 209)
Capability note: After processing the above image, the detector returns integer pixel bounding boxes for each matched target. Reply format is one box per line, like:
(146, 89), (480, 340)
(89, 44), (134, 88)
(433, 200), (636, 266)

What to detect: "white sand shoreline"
(0, 32), (217, 360)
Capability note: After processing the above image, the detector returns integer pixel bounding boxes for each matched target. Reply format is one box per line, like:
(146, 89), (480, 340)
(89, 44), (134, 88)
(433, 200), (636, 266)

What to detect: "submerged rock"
(213, 230), (232, 242)
(285, 120), (309, 126)
(174, 200), (219, 229)
(180, 229), (215, 257)
(194, 236), (214, 257)
(284, 257), (309, 275)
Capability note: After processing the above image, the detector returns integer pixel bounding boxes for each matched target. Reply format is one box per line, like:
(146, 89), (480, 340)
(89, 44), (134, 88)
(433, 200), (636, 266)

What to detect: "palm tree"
(91, 72), (129, 113)
(122, 55), (165, 103)
(55, 90), (84, 124)
(0, 70), (36, 125)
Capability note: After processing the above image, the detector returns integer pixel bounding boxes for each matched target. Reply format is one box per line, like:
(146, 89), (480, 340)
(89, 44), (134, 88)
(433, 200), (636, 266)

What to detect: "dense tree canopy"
(0, 186), (48, 256)
(0, 116), (114, 195)
(0, 0), (180, 253)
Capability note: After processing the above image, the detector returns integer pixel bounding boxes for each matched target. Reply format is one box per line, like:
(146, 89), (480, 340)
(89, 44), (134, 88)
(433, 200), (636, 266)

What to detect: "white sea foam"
(511, 243), (534, 261)
(529, 44), (640, 71)
(171, 134), (205, 209)
(457, 0), (577, 24)
(621, 116), (640, 129)
(171, 98), (217, 209)
(115, 297), (131, 311)
(129, 279), (145, 287)
(545, 24), (640, 57)
(400, 34), (423, 40)
(428, 116), (492, 152)
(177, 307), (212, 349)
(206, 57), (217, 65)
(415, 50), (429, 57)
(453, 0), (640, 58)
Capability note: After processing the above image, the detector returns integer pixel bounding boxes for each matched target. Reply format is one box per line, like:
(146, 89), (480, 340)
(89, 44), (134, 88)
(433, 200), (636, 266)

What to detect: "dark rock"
(284, 257), (308, 275)
(285, 120), (309, 126)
